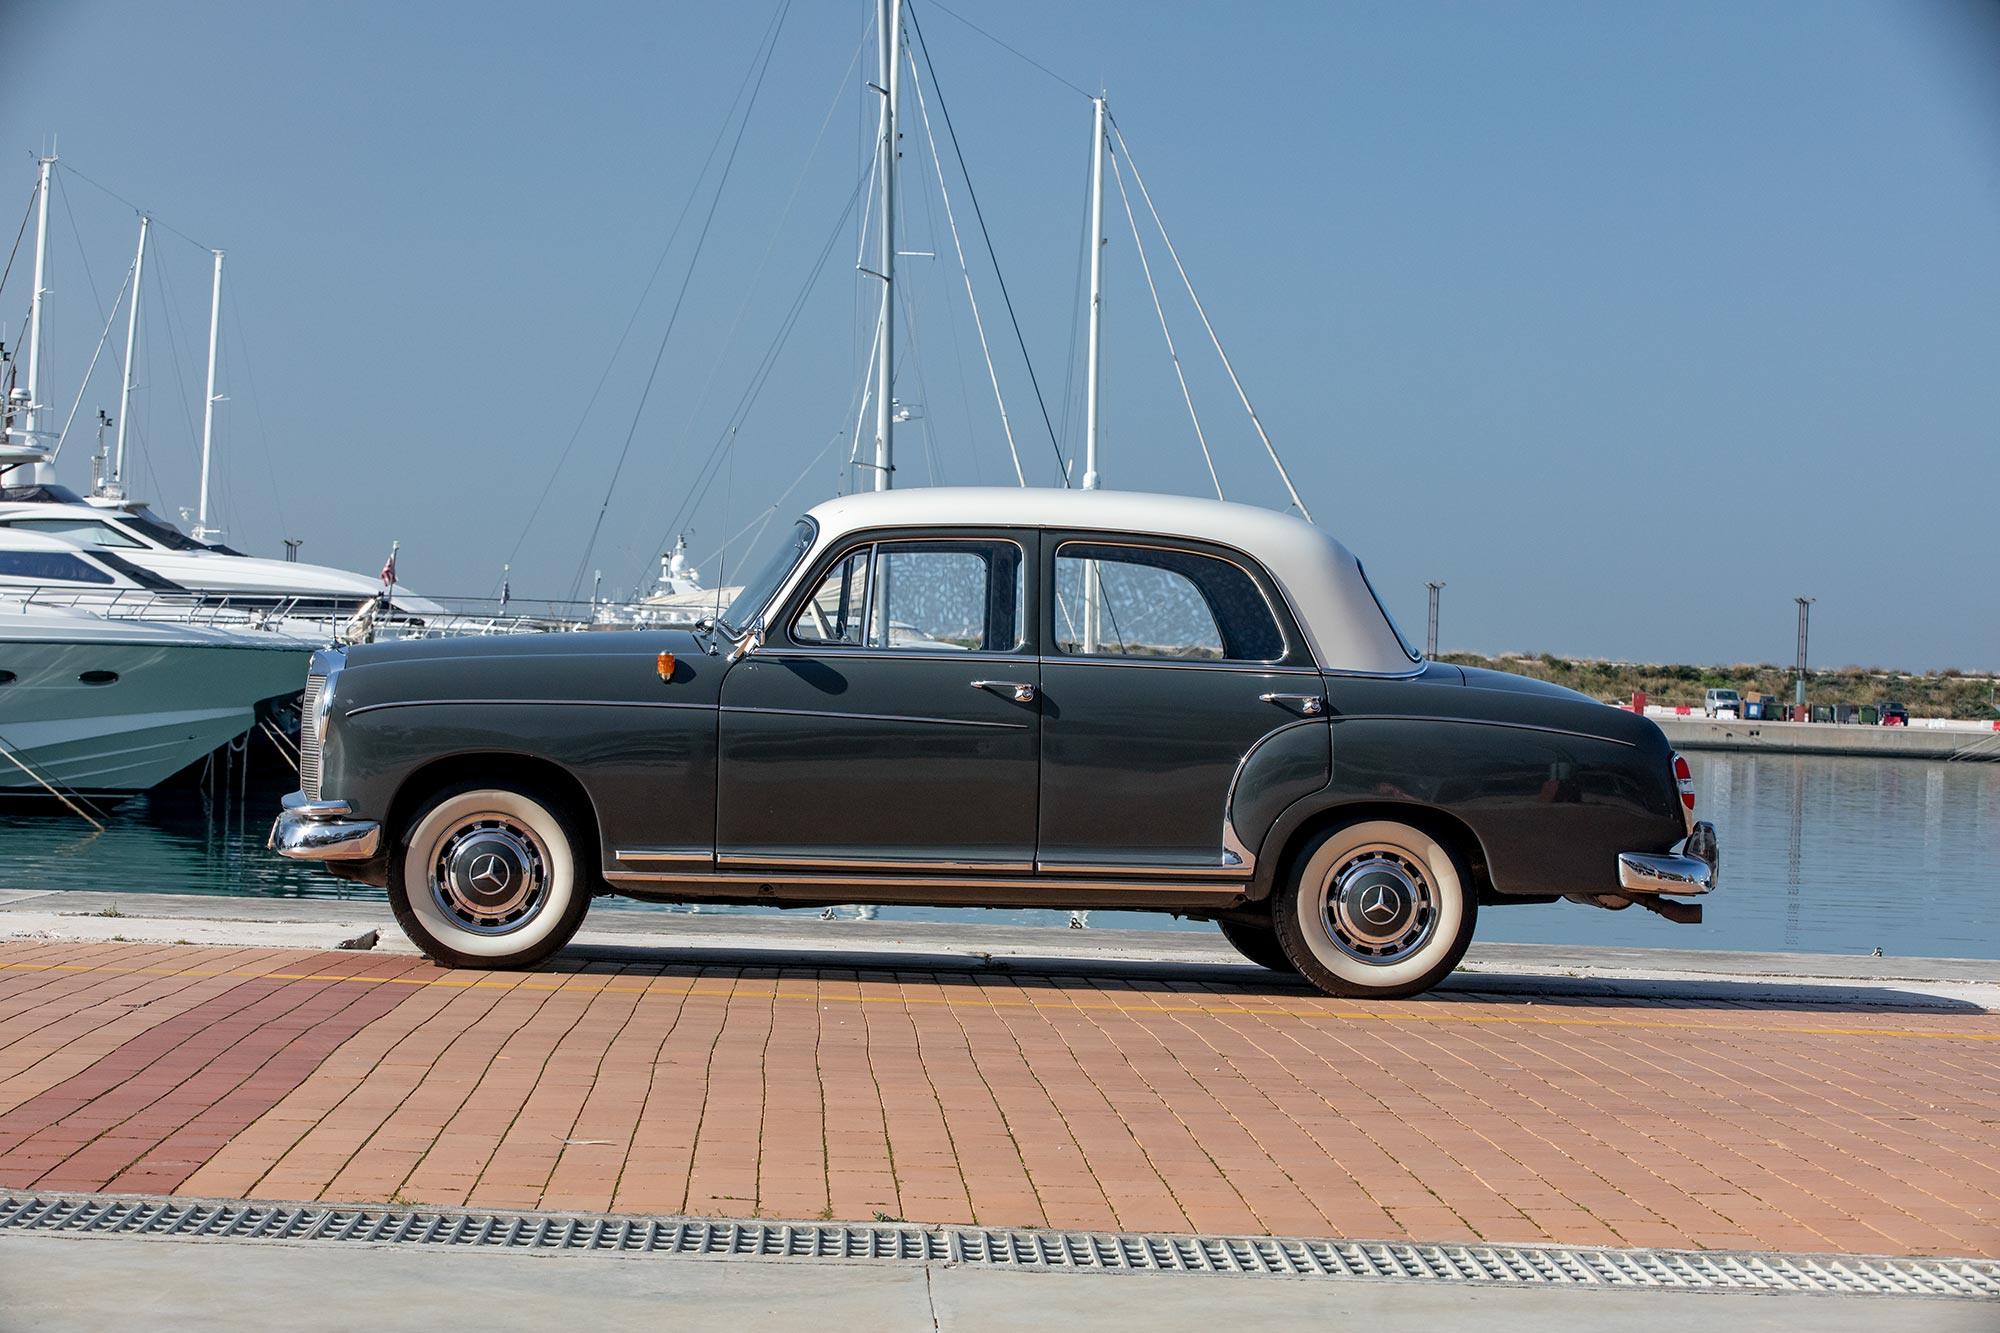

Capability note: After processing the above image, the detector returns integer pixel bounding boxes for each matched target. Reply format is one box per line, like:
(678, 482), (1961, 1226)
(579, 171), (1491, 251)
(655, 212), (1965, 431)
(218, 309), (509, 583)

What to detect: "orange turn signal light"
(656, 652), (676, 681)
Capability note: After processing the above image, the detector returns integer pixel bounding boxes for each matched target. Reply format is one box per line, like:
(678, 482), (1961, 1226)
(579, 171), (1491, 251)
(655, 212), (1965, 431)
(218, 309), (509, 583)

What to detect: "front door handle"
(1260, 692), (1325, 716)
(972, 679), (1037, 704)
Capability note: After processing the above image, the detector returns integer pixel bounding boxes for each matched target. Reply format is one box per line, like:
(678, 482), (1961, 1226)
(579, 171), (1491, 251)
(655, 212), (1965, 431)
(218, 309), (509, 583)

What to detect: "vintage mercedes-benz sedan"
(271, 488), (1717, 999)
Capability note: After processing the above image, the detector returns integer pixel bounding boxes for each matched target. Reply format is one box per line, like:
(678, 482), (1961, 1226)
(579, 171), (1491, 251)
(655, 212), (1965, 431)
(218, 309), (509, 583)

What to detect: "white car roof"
(797, 487), (1420, 674)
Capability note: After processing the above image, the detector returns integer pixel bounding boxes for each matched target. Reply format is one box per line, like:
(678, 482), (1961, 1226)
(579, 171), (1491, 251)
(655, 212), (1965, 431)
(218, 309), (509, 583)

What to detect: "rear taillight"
(1672, 752), (1696, 816)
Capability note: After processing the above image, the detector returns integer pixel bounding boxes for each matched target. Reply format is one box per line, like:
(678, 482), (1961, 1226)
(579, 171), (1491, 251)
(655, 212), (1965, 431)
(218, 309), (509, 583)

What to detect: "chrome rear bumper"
(268, 791), (381, 862)
(1617, 821), (1719, 895)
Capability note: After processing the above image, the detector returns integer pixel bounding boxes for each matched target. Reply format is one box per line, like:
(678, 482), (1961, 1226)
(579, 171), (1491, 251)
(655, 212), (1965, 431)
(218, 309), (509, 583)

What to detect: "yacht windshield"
(116, 513), (210, 551)
(722, 519), (817, 631)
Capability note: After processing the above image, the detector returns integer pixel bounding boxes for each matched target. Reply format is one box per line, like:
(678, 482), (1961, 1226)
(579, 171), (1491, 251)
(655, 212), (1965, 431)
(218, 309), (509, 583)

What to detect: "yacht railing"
(0, 585), (588, 640)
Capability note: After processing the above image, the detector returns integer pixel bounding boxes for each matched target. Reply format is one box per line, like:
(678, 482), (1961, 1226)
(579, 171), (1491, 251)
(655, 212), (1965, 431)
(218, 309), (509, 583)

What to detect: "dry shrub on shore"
(1437, 653), (2000, 721)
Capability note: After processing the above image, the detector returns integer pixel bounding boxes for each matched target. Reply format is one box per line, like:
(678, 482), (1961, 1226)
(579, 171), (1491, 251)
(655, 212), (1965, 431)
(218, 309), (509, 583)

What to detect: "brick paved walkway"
(1, 940), (1995, 1257)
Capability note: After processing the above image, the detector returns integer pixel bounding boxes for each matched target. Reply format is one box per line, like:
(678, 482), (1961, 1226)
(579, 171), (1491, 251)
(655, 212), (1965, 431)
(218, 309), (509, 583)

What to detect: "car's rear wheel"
(1216, 915), (1298, 973)
(388, 783), (592, 968)
(1273, 817), (1477, 999)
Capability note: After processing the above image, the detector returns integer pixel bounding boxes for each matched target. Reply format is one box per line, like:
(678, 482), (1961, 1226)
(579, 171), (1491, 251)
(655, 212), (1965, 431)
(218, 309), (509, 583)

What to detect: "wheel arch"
(1251, 798), (1495, 906)
(386, 751), (602, 878)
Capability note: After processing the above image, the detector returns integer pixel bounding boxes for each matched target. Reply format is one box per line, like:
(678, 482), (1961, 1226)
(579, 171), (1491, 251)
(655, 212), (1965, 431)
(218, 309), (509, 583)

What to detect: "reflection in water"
(2, 754), (1997, 958)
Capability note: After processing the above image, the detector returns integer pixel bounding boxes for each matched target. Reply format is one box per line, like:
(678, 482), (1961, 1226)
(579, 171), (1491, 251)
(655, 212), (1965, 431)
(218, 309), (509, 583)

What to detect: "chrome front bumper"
(268, 792), (382, 861)
(1617, 821), (1719, 895)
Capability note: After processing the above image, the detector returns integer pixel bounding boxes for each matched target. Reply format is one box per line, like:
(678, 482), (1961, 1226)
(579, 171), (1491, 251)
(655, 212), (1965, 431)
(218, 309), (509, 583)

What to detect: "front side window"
(0, 550), (115, 584)
(1053, 542), (1283, 662)
(4, 519), (147, 550)
(789, 539), (1022, 652)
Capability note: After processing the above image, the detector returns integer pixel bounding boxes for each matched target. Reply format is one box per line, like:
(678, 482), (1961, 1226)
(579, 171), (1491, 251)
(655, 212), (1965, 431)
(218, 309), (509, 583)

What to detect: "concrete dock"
(1658, 715), (2000, 760)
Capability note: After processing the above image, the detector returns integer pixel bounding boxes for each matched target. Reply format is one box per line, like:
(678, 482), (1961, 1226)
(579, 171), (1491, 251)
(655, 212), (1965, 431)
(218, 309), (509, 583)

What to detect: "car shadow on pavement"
(545, 942), (1990, 1016)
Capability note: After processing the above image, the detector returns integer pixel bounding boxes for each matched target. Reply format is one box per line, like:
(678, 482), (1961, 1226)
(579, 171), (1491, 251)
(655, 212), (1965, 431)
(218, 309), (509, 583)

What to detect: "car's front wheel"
(1273, 818), (1477, 999)
(388, 783), (592, 968)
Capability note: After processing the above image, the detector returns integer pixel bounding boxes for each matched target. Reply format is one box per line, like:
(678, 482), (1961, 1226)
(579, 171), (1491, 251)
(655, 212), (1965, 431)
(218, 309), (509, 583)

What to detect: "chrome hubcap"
(430, 818), (548, 935)
(1322, 848), (1437, 965)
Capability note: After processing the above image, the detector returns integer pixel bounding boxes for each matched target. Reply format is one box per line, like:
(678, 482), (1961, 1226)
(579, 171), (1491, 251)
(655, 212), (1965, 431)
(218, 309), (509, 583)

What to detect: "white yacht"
(0, 599), (308, 794)
(0, 483), (443, 616)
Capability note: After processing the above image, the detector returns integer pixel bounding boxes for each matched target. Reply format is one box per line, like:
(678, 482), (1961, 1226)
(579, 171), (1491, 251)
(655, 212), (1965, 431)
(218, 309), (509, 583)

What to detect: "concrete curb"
(3, 889), (1994, 1010)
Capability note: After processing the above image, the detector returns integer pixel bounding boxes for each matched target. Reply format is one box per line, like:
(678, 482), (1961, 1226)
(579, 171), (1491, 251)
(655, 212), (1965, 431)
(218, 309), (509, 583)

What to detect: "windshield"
(721, 518), (817, 630)
(1716, 690), (1739, 700)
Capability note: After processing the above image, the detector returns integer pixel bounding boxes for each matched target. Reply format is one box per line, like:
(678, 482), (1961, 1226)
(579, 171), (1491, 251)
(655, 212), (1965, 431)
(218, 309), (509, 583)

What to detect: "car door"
(1036, 534), (1328, 873)
(715, 530), (1040, 871)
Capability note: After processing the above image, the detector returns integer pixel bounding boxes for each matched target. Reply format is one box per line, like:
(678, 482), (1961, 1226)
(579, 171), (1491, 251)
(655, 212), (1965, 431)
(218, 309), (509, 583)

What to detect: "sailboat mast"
(870, 0), (900, 492)
(17, 154), (56, 480)
(112, 214), (150, 498)
(196, 248), (224, 540)
(1082, 96), (1107, 491)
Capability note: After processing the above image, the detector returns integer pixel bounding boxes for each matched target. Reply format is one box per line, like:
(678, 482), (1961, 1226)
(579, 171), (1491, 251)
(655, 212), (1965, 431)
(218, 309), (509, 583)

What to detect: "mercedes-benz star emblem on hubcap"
(469, 854), (512, 892)
(1359, 883), (1400, 925)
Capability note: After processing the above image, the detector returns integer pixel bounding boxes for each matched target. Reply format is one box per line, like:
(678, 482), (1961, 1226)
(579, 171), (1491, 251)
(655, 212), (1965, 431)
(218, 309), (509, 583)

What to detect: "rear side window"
(0, 551), (114, 584)
(1053, 542), (1283, 662)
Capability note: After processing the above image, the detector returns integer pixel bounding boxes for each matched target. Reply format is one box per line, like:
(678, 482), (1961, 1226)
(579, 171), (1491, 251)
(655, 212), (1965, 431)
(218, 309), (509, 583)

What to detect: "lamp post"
(1794, 596), (1815, 712)
(1425, 581), (1445, 659)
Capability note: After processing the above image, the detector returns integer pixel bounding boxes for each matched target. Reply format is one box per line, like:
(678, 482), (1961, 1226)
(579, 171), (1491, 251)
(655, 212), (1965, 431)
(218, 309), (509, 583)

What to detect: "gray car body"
(304, 499), (1689, 919)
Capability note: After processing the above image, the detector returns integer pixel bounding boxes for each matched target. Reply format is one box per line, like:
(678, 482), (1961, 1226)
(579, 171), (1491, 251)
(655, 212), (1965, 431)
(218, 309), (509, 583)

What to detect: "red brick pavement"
(0, 940), (1996, 1257)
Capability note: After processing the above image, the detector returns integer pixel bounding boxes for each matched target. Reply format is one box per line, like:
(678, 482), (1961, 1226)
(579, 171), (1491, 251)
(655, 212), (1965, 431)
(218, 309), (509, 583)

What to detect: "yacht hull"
(0, 638), (308, 792)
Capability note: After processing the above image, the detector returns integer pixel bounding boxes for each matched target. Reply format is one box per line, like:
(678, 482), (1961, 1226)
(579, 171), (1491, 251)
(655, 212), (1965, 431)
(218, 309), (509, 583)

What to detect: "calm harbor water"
(3, 752), (1996, 959)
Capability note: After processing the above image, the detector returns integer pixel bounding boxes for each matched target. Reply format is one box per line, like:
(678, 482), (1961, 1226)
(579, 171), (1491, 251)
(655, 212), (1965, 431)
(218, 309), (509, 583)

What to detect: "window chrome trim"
(1049, 536), (1294, 667)
(759, 649), (1034, 666)
(719, 704), (1028, 731)
(1035, 657), (1320, 676)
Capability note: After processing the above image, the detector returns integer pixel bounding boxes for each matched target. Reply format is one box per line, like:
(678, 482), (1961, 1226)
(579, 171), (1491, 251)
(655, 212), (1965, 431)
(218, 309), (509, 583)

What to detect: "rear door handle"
(1260, 692), (1325, 716)
(972, 680), (1037, 704)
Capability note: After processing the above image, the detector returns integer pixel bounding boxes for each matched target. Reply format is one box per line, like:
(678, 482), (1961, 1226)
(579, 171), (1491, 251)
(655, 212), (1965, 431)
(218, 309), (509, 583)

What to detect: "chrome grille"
(299, 673), (324, 800)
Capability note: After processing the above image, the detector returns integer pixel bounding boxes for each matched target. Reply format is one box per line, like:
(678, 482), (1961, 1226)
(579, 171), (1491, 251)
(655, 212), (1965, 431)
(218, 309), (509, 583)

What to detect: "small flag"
(500, 563), (511, 611)
(380, 541), (399, 589)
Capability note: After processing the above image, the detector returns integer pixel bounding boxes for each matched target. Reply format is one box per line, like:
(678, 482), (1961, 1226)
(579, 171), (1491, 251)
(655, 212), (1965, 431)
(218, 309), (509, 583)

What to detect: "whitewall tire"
(1273, 818), (1477, 999)
(388, 784), (592, 968)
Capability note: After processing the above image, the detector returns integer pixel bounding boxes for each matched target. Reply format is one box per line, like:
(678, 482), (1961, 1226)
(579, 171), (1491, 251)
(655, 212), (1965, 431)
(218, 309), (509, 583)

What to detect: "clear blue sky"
(3, 1), (1995, 670)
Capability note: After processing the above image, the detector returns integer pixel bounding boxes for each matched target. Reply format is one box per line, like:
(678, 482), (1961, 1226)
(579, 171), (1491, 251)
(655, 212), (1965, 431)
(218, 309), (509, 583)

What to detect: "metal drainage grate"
(2, 1193), (1995, 1300)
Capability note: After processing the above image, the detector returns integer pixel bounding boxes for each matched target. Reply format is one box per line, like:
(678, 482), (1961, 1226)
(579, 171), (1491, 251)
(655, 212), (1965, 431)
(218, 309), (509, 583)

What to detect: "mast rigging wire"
(49, 265), (132, 460)
(902, 37), (1026, 485)
(920, 0), (1093, 100)
(654, 166), (872, 563)
(0, 183), (34, 309)
(905, 2), (1068, 483)
(1107, 146), (1223, 501)
(566, 0), (794, 602)
(1107, 117), (1312, 522)
(493, 0), (800, 595)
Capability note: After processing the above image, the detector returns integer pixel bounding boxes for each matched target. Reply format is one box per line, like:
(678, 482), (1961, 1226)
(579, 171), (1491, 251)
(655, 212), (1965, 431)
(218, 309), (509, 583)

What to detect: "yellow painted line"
(2, 956), (1996, 1043)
